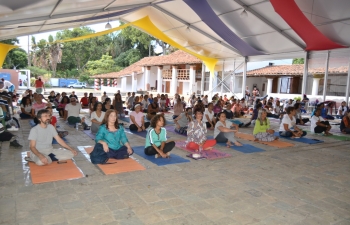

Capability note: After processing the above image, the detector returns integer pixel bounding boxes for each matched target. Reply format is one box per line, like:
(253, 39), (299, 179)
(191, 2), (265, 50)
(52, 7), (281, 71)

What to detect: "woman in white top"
(214, 112), (242, 147)
(20, 96), (33, 119)
(203, 103), (216, 129)
(279, 106), (306, 138)
(311, 108), (332, 135)
(141, 94), (150, 112)
(202, 95), (208, 107)
(159, 94), (168, 112)
(129, 104), (150, 132)
(91, 102), (106, 134)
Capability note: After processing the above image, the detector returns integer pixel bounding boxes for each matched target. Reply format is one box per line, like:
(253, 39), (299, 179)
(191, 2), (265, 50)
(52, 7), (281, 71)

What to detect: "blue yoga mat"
(275, 132), (324, 144)
(125, 130), (148, 138)
(132, 146), (190, 166)
(119, 117), (130, 123)
(52, 137), (68, 144)
(218, 143), (265, 153)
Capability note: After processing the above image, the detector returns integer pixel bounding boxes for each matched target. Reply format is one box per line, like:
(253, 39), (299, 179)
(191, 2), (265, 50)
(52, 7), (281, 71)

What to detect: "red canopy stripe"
(270, 0), (345, 51)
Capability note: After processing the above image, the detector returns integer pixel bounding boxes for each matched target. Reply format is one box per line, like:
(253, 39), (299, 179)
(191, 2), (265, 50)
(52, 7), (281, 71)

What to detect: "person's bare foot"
(234, 141), (243, 146)
(226, 142), (233, 148)
(204, 147), (213, 150)
(254, 138), (259, 142)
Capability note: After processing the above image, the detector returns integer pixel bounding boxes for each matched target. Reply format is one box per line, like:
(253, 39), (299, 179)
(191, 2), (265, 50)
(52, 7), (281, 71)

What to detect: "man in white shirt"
(64, 97), (88, 129)
(337, 101), (349, 119)
(127, 92), (135, 109)
(1, 78), (15, 92)
(101, 91), (108, 103)
(311, 108), (332, 135)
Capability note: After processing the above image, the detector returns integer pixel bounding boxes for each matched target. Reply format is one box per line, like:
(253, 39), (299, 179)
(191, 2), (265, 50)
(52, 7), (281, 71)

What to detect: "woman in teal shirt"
(95, 109), (133, 159)
(253, 109), (278, 142)
(145, 114), (175, 158)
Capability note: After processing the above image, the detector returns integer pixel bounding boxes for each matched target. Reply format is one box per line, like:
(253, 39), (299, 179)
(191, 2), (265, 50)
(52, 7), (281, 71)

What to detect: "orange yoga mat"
(235, 132), (294, 148)
(85, 147), (146, 175)
(27, 153), (84, 184)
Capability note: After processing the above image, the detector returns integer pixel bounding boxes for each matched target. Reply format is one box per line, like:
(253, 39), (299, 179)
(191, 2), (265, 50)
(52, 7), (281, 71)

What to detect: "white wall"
(126, 76), (132, 91)
(136, 73), (144, 91)
(182, 82), (190, 95)
(149, 67), (158, 89)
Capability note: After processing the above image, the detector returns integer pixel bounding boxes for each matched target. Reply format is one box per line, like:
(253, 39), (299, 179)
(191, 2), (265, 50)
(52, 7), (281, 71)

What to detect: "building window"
(280, 77), (292, 93)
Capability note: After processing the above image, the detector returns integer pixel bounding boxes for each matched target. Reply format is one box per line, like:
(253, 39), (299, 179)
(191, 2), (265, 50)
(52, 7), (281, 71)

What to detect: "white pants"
(30, 148), (74, 166)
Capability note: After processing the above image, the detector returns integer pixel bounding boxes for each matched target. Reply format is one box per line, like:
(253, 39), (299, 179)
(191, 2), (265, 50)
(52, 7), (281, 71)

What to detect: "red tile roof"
(245, 64), (348, 77)
(91, 50), (202, 78)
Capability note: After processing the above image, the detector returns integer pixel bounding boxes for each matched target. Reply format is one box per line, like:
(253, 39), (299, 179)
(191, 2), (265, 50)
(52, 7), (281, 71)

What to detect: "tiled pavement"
(0, 111), (350, 225)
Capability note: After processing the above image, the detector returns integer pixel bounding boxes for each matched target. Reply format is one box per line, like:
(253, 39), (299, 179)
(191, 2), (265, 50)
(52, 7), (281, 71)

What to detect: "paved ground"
(0, 109), (350, 225)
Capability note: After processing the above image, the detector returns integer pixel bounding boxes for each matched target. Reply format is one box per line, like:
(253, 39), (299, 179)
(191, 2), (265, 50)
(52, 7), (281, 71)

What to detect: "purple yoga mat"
(175, 140), (232, 160)
(83, 130), (96, 140)
(165, 126), (186, 136)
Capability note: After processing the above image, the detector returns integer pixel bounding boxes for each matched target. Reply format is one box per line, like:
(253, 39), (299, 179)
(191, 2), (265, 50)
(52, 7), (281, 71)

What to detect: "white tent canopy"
(0, 0), (349, 65)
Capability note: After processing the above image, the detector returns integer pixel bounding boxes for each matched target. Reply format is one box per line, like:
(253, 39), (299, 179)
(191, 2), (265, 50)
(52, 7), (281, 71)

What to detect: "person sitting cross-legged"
(0, 123), (22, 148)
(214, 112), (242, 147)
(253, 109), (278, 142)
(186, 108), (216, 151)
(26, 109), (78, 165)
(340, 110), (350, 134)
(203, 103), (216, 129)
(279, 106), (307, 138)
(64, 97), (88, 130)
(174, 107), (193, 135)
(311, 108), (332, 135)
(146, 97), (161, 121)
(129, 104), (150, 132)
(91, 102), (105, 134)
(93, 109), (134, 160)
(145, 114), (175, 158)
(223, 103), (245, 127)
(294, 103), (309, 125)
(80, 92), (89, 109)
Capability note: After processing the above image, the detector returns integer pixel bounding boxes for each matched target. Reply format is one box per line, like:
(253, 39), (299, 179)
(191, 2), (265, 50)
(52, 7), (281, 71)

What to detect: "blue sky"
(17, 21), (292, 71)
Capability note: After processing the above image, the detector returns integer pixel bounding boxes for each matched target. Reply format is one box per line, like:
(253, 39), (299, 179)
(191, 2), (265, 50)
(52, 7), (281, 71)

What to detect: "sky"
(17, 21), (292, 71)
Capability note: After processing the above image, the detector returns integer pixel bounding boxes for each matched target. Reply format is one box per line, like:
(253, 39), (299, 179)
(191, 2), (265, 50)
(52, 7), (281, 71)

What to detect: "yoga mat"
(132, 146), (190, 166)
(125, 130), (148, 138)
(84, 147), (146, 175)
(275, 132), (324, 144)
(83, 129), (96, 140)
(165, 126), (186, 136)
(175, 141), (231, 160)
(119, 117), (130, 123)
(27, 153), (83, 184)
(235, 132), (294, 148)
(217, 143), (265, 153)
(303, 130), (350, 141)
(52, 137), (68, 144)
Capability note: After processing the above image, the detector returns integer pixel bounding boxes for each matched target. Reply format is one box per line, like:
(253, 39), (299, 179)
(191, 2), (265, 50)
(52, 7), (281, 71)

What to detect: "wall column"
(94, 78), (99, 91)
(131, 72), (137, 92)
(208, 72), (214, 99)
(266, 78), (273, 95)
(100, 79), (103, 87)
(121, 77), (127, 92)
(312, 77), (321, 95)
(170, 66), (178, 95)
(322, 51), (330, 102)
(189, 65), (196, 95)
(302, 51), (309, 95)
(145, 66), (151, 91)
(157, 66), (163, 93)
(201, 64), (205, 94)
(242, 57), (248, 97)
(107, 78), (110, 87)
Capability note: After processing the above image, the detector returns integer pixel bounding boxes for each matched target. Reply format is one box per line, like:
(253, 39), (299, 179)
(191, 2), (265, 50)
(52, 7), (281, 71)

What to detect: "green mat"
(303, 130), (350, 141)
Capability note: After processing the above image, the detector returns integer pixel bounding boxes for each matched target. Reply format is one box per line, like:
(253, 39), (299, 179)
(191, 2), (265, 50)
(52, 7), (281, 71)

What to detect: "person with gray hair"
(253, 109), (278, 142)
(26, 109), (77, 165)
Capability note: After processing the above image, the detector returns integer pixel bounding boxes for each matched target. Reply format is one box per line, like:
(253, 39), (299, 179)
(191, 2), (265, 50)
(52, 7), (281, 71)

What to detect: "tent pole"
(322, 51), (330, 102)
(346, 56), (350, 105)
(201, 64), (205, 95)
(242, 57), (248, 98)
(302, 51), (308, 96)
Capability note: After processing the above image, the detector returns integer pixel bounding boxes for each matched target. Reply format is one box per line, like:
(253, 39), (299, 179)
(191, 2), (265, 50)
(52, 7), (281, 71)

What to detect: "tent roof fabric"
(242, 64), (349, 77)
(0, 0), (349, 64)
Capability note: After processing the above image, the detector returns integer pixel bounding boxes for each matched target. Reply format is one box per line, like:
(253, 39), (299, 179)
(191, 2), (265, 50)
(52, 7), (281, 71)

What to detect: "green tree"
(86, 54), (121, 75)
(292, 58), (304, 64)
(27, 66), (50, 78)
(2, 48), (28, 69)
(114, 49), (142, 68)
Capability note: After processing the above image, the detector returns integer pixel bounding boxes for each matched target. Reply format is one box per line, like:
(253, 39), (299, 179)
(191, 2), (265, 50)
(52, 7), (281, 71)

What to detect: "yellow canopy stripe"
(59, 16), (217, 74)
(0, 43), (19, 68)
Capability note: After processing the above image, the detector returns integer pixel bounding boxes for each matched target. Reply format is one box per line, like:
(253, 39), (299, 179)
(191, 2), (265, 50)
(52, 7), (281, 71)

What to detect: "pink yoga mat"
(175, 140), (231, 160)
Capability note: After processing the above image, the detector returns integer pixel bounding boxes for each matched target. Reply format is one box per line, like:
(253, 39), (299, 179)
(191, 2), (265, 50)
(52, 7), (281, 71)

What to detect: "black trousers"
(129, 122), (150, 131)
(0, 131), (14, 142)
(296, 118), (310, 124)
(206, 122), (214, 128)
(144, 141), (175, 156)
(314, 121), (330, 133)
(267, 113), (279, 119)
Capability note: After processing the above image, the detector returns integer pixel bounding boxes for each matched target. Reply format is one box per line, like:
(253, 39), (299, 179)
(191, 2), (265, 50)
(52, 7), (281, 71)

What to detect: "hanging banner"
(0, 43), (18, 68)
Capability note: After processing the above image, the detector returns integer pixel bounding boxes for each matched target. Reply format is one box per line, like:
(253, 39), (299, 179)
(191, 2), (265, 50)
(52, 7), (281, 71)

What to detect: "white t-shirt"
(130, 111), (144, 126)
(274, 106), (281, 115)
(279, 114), (296, 132)
(65, 103), (81, 117)
(21, 104), (32, 113)
(203, 108), (214, 123)
(338, 106), (349, 116)
(311, 116), (324, 132)
(202, 98), (208, 105)
(214, 120), (233, 138)
(101, 95), (108, 103)
(91, 111), (105, 123)
(3, 80), (13, 88)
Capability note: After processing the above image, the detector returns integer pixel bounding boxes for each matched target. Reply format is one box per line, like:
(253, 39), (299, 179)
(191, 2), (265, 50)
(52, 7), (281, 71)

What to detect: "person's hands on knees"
(38, 154), (49, 165)
(127, 147), (133, 155)
(102, 142), (109, 152)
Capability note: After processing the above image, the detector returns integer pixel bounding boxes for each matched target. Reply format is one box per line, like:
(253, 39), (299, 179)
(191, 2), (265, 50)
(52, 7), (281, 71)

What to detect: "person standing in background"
(35, 77), (45, 94)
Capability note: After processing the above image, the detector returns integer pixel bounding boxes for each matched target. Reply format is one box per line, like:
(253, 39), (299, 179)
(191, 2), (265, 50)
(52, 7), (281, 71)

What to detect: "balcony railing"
(162, 69), (201, 80)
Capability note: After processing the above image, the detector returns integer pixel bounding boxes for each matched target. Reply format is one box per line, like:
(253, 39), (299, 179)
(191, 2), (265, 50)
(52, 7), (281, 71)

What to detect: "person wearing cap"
(101, 91), (108, 103)
(1, 78), (15, 92)
(129, 104), (150, 132)
(64, 97), (88, 129)
(69, 91), (78, 101)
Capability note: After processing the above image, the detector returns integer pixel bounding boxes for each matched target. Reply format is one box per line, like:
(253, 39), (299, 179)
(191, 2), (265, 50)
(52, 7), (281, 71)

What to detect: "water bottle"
(76, 123), (79, 131)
